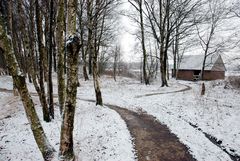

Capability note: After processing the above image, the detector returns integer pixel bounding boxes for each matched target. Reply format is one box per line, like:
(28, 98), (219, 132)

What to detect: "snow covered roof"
(178, 54), (226, 71)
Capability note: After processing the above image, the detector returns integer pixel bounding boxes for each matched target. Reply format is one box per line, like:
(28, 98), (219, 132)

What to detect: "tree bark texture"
(139, 0), (149, 85)
(92, 0), (103, 106)
(87, 0), (93, 75)
(93, 56), (103, 106)
(48, 0), (54, 119)
(59, 35), (80, 161)
(56, 0), (66, 114)
(0, 14), (55, 161)
(68, 0), (77, 35)
(79, 0), (89, 81)
(35, 0), (51, 122)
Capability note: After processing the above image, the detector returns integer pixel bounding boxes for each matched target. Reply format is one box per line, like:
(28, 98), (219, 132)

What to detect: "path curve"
(107, 104), (196, 161)
(81, 99), (196, 161)
(0, 88), (196, 161)
(135, 83), (191, 98)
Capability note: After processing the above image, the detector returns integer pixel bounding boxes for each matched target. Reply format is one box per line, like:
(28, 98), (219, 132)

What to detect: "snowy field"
(78, 75), (240, 161)
(0, 74), (240, 161)
(0, 76), (136, 161)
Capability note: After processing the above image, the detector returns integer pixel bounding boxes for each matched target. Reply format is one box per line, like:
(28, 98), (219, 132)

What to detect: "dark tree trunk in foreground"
(0, 13), (55, 161)
(59, 35), (80, 161)
(28, 0), (51, 123)
(35, 0), (51, 122)
(48, 0), (54, 119)
(56, 0), (66, 114)
(59, 0), (79, 159)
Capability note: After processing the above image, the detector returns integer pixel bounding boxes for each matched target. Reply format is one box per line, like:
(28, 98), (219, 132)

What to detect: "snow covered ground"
(0, 74), (240, 161)
(77, 75), (240, 161)
(0, 76), (136, 161)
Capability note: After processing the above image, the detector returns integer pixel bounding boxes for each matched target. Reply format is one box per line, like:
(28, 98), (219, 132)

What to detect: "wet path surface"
(107, 104), (196, 161)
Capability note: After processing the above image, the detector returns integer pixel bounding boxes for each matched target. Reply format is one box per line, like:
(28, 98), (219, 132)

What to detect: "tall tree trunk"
(83, 61), (89, 80)
(56, 0), (66, 114)
(6, 0), (18, 95)
(87, 0), (93, 75)
(172, 28), (179, 78)
(35, 0), (51, 122)
(201, 54), (207, 80)
(79, 0), (89, 81)
(92, 0), (103, 106)
(92, 55), (103, 105)
(64, 0), (68, 74)
(53, 33), (57, 72)
(59, 0), (79, 159)
(59, 35), (80, 161)
(48, 0), (54, 119)
(17, 0), (32, 83)
(28, 0), (49, 123)
(43, 1), (49, 82)
(139, 0), (149, 85)
(0, 14), (55, 161)
(160, 46), (167, 87)
(113, 46), (117, 81)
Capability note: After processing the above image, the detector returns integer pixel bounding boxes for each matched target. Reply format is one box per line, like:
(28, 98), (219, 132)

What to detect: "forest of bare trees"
(0, 0), (240, 160)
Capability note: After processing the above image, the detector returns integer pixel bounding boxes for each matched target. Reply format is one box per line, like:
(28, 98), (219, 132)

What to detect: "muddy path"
(106, 104), (196, 161)
(0, 88), (196, 161)
(135, 83), (191, 98)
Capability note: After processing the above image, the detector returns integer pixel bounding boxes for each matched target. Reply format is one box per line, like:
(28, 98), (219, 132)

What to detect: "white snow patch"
(0, 85), (136, 161)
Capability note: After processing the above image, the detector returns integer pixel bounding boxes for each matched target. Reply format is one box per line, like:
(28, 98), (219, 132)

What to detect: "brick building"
(176, 54), (226, 81)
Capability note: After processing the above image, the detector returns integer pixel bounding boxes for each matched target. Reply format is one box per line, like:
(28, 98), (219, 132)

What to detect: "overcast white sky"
(118, 0), (141, 62)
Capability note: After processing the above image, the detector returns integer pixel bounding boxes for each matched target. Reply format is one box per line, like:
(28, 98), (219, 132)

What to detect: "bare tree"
(145, 0), (201, 86)
(56, 0), (66, 114)
(171, 0), (201, 78)
(144, 0), (171, 86)
(48, 0), (54, 119)
(194, 0), (233, 79)
(231, 0), (240, 18)
(59, 0), (80, 160)
(35, 0), (51, 122)
(113, 45), (121, 81)
(0, 4), (55, 160)
(78, 0), (89, 81)
(85, 0), (120, 105)
(129, 0), (149, 85)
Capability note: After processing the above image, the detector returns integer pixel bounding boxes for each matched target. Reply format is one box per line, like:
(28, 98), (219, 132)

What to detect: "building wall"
(203, 71), (225, 80)
(177, 70), (194, 80)
(177, 70), (225, 81)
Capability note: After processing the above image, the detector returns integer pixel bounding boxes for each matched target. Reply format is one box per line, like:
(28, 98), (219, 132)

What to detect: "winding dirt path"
(0, 86), (196, 161)
(135, 83), (192, 98)
(107, 104), (196, 161)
